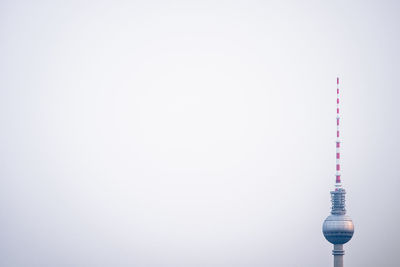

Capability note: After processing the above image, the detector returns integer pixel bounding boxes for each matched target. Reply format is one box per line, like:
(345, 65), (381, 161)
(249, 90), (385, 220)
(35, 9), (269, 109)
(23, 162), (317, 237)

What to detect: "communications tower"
(322, 78), (354, 267)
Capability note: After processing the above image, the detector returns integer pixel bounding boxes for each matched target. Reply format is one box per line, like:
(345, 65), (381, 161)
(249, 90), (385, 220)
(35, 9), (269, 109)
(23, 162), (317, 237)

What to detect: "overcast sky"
(1, 0), (400, 266)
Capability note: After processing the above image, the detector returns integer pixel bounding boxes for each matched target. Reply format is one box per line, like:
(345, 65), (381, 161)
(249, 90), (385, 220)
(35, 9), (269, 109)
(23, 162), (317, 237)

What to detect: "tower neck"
(331, 188), (346, 215)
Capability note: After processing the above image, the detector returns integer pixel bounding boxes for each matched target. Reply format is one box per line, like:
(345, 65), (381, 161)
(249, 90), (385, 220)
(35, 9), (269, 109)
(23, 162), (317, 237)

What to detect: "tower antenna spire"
(336, 77), (342, 187)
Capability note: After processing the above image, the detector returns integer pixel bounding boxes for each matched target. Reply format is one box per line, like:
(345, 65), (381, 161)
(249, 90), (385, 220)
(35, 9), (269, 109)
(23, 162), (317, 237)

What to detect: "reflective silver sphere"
(323, 214), (354, 244)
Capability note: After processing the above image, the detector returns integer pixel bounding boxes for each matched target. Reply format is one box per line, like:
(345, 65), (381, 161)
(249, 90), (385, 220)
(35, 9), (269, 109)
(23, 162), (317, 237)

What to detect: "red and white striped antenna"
(335, 77), (342, 187)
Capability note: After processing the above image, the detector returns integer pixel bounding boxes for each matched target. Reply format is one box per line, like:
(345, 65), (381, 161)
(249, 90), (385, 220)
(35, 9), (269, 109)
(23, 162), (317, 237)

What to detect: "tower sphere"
(323, 214), (354, 244)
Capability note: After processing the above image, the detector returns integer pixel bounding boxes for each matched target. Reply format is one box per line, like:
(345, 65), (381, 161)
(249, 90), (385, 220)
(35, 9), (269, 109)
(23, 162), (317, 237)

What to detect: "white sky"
(1, 1), (400, 266)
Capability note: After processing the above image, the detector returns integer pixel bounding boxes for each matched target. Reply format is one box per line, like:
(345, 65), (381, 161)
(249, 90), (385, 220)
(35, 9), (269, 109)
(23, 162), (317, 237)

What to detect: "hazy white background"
(1, 0), (399, 266)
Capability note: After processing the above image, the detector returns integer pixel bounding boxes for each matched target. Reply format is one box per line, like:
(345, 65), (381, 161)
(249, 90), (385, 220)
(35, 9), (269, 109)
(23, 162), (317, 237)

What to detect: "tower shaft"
(333, 244), (344, 267)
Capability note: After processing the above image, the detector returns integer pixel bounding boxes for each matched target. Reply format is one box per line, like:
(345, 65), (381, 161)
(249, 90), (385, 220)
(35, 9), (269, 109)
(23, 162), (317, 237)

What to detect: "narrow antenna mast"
(336, 77), (342, 187)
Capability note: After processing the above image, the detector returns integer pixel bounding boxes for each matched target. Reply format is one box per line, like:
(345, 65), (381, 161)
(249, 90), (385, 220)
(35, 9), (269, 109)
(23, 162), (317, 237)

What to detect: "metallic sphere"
(323, 214), (354, 244)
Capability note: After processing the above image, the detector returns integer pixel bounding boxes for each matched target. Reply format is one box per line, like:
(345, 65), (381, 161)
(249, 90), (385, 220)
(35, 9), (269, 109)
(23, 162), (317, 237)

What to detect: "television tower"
(322, 77), (354, 267)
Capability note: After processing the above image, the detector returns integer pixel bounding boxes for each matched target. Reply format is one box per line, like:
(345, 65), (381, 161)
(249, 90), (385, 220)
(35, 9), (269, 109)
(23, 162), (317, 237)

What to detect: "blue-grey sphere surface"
(323, 214), (354, 244)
